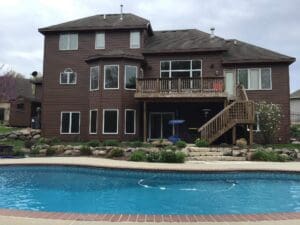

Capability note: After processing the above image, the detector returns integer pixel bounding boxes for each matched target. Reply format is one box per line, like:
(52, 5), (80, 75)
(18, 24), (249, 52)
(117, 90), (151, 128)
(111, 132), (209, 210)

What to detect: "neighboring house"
(0, 75), (42, 127)
(291, 89), (300, 125)
(38, 13), (295, 144)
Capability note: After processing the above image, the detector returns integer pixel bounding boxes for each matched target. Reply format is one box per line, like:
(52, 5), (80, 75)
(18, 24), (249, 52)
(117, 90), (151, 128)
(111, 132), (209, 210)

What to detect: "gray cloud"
(0, 0), (299, 92)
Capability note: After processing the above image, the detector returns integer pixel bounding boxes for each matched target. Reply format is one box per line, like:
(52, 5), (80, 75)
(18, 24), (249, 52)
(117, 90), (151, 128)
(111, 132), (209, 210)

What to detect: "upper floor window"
(59, 33), (78, 50)
(104, 65), (119, 89)
(237, 68), (272, 90)
(160, 60), (202, 78)
(60, 68), (77, 85)
(95, 32), (105, 49)
(90, 66), (99, 91)
(130, 31), (140, 48)
(125, 65), (137, 90)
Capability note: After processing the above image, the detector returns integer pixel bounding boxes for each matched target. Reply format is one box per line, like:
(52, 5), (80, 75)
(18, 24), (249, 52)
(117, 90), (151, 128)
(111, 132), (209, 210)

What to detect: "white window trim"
(89, 109), (98, 134)
(59, 70), (77, 85)
(237, 68), (272, 91)
(130, 31), (140, 49)
(59, 33), (78, 51)
(125, 109), (136, 135)
(104, 65), (119, 90)
(89, 66), (100, 91)
(60, 111), (81, 134)
(124, 65), (137, 90)
(95, 32), (105, 49)
(102, 109), (119, 135)
(160, 60), (202, 78)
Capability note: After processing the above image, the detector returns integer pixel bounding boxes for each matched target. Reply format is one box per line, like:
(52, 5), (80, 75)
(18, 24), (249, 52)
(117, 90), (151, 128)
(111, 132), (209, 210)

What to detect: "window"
(95, 32), (105, 49)
(89, 109), (98, 134)
(17, 103), (24, 110)
(60, 112), (80, 134)
(237, 68), (272, 90)
(90, 66), (99, 91)
(104, 65), (119, 89)
(60, 68), (77, 85)
(59, 33), (78, 50)
(130, 31), (140, 48)
(103, 109), (118, 134)
(160, 60), (202, 78)
(125, 109), (136, 134)
(125, 65), (137, 90)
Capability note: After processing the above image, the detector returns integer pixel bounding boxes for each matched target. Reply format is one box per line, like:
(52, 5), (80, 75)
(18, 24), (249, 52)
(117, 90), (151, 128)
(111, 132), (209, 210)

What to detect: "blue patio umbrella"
(168, 120), (185, 143)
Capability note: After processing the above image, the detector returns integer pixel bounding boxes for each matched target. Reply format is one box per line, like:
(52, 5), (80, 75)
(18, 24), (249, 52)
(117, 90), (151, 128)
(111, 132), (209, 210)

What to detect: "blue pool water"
(0, 166), (300, 215)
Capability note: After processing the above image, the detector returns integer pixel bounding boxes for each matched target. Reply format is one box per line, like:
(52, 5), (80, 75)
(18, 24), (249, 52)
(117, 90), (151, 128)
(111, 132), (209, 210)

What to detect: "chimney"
(210, 27), (215, 38)
(120, 4), (123, 20)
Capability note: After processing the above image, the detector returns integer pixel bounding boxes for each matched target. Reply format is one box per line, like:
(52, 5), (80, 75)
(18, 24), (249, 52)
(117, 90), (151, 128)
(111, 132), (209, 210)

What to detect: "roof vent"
(210, 27), (215, 38)
(103, 14), (106, 19)
(120, 4), (124, 20)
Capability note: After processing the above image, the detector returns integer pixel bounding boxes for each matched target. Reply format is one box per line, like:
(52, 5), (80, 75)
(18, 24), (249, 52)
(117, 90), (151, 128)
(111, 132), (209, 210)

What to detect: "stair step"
(187, 156), (246, 161)
(188, 151), (224, 156)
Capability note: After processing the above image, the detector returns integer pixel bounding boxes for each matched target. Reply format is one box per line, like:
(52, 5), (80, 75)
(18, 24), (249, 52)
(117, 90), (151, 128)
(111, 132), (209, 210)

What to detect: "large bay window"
(103, 109), (118, 134)
(104, 65), (119, 89)
(59, 33), (78, 50)
(237, 68), (272, 90)
(61, 112), (80, 134)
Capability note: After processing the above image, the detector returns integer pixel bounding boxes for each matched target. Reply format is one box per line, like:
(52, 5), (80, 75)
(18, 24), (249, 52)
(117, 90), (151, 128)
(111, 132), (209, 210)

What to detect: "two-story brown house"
(39, 13), (295, 144)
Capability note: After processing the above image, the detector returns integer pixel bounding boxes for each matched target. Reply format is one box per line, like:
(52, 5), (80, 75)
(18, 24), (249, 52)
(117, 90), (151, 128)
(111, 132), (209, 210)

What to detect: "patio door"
(149, 112), (174, 139)
(224, 70), (236, 98)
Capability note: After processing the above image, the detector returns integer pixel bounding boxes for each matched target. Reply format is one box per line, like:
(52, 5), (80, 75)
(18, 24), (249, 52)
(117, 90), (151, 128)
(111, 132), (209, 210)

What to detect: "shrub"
(129, 150), (146, 161)
(24, 140), (35, 149)
(291, 125), (300, 138)
(127, 141), (144, 148)
(175, 152), (186, 163)
(30, 148), (40, 155)
(109, 148), (124, 158)
(236, 138), (247, 148)
(46, 147), (56, 156)
(175, 140), (187, 149)
(13, 149), (25, 157)
(39, 137), (60, 146)
(87, 140), (101, 147)
(160, 150), (186, 163)
(103, 139), (120, 147)
(256, 102), (281, 144)
(251, 150), (289, 162)
(146, 152), (161, 162)
(80, 146), (92, 155)
(195, 138), (209, 147)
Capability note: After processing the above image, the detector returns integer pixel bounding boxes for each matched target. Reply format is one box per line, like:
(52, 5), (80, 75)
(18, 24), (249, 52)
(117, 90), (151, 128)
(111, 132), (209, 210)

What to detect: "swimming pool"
(0, 165), (300, 215)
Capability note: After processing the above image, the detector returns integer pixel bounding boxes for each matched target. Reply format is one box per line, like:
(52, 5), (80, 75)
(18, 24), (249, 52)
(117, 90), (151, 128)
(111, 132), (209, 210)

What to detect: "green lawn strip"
(0, 125), (21, 134)
(265, 143), (300, 150)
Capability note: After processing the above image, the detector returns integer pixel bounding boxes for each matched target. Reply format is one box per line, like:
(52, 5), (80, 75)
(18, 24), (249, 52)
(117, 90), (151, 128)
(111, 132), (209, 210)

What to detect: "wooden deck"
(135, 77), (227, 99)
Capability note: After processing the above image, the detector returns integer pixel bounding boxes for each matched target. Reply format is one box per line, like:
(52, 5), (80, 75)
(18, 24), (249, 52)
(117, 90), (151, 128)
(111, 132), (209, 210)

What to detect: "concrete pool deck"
(1, 157), (300, 225)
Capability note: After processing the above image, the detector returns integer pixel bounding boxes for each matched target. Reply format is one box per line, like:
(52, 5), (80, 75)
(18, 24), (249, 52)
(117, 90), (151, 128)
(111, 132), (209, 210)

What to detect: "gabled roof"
(39, 13), (152, 34)
(222, 39), (295, 64)
(143, 29), (227, 53)
(291, 90), (300, 99)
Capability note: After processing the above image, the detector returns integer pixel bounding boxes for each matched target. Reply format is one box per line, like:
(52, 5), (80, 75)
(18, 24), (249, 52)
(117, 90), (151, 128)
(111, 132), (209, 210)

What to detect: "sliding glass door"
(149, 112), (174, 139)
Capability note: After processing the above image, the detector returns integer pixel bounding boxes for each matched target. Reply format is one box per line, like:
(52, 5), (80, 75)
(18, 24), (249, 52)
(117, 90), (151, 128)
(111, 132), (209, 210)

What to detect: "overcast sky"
(0, 0), (299, 92)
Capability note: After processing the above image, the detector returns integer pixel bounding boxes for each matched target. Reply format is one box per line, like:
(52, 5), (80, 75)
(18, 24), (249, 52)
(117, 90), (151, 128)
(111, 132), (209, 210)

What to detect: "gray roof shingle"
(39, 13), (151, 33)
(291, 90), (300, 99)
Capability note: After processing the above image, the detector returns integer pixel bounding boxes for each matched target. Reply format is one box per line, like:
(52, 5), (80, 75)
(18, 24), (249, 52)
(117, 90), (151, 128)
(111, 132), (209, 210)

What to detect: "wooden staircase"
(198, 85), (255, 144)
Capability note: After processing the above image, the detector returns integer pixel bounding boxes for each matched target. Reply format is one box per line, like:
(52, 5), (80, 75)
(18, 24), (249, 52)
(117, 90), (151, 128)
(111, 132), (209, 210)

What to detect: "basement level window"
(59, 33), (78, 50)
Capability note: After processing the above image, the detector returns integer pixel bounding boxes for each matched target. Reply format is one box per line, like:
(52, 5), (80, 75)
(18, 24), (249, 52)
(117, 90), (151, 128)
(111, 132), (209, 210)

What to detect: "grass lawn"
(0, 125), (20, 134)
(265, 143), (300, 150)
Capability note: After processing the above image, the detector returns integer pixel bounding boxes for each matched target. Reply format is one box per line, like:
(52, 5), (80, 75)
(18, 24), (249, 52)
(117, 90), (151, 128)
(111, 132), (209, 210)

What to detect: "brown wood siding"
(9, 98), (32, 127)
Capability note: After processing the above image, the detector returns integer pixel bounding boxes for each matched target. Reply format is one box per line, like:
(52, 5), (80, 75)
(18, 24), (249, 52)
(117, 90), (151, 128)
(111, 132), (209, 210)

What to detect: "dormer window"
(60, 68), (77, 84)
(59, 33), (78, 50)
(130, 31), (140, 48)
(95, 32), (105, 49)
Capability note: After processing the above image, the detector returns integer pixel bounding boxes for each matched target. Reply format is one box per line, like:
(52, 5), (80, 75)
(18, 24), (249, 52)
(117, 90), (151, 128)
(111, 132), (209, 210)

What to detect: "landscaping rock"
(92, 150), (106, 156)
(72, 149), (81, 156)
(152, 140), (172, 147)
(8, 133), (17, 139)
(236, 138), (247, 148)
(20, 148), (31, 153)
(64, 150), (73, 155)
(19, 129), (31, 136)
(297, 153), (300, 159)
(73, 145), (82, 150)
(292, 141), (300, 144)
(39, 149), (47, 155)
(33, 134), (41, 140)
(51, 145), (65, 153)
(232, 149), (241, 157)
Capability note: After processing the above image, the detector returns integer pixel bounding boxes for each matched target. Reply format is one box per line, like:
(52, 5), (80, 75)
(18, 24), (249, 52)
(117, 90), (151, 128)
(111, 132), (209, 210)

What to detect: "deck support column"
(249, 124), (253, 146)
(143, 101), (147, 142)
(232, 126), (236, 145)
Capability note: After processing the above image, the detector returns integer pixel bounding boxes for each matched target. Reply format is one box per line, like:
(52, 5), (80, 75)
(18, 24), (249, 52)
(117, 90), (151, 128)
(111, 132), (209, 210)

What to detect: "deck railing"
(136, 77), (225, 94)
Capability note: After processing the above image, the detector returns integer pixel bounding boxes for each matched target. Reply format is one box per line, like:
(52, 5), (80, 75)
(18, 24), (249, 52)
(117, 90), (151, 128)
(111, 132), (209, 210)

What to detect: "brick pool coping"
(1, 209), (300, 222)
(1, 157), (300, 223)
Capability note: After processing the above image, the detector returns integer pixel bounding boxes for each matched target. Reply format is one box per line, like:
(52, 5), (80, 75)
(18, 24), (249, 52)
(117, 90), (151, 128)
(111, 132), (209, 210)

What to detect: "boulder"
(72, 145), (82, 150)
(39, 149), (47, 155)
(292, 141), (300, 144)
(64, 150), (73, 155)
(232, 149), (241, 157)
(92, 150), (106, 156)
(8, 133), (17, 139)
(72, 149), (81, 156)
(19, 129), (31, 136)
(51, 145), (65, 153)
(152, 140), (173, 147)
(297, 153), (300, 159)
(31, 129), (41, 136)
(33, 134), (41, 140)
(20, 148), (31, 153)
(235, 138), (247, 148)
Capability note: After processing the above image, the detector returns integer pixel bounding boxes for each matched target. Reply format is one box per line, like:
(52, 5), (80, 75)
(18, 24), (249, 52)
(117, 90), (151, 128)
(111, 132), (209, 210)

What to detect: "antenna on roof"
(210, 27), (215, 38)
(120, 4), (124, 20)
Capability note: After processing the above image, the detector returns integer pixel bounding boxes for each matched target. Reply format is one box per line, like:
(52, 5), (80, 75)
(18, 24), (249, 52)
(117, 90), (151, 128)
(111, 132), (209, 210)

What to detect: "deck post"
(143, 101), (147, 142)
(249, 124), (253, 146)
(232, 126), (236, 145)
